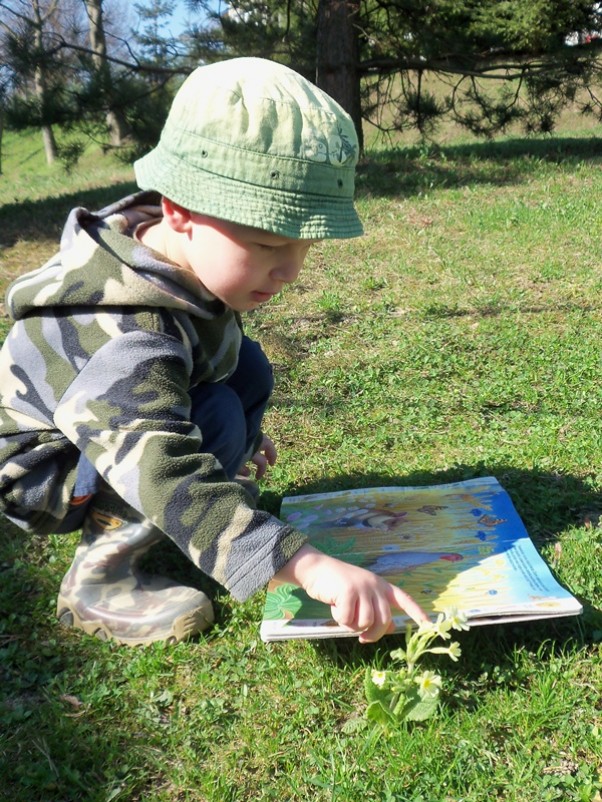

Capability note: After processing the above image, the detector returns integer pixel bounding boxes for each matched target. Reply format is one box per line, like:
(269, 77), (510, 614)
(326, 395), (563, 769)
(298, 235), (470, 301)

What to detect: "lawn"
(1, 118), (602, 802)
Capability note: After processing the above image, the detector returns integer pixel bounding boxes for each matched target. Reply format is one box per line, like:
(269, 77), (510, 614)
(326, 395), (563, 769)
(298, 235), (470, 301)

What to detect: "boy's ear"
(161, 197), (193, 233)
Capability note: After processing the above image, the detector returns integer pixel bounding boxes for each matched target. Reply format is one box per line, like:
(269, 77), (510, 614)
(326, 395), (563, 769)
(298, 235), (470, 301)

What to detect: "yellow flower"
(431, 613), (453, 640)
(417, 619), (439, 636)
(446, 608), (469, 631)
(415, 670), (442, 699)
(448, 642), (462, 661)
(371, 669), (387, 688)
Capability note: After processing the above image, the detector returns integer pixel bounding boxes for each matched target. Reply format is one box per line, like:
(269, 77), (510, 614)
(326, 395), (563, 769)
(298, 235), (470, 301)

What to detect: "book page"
(260, 477), (582, 641)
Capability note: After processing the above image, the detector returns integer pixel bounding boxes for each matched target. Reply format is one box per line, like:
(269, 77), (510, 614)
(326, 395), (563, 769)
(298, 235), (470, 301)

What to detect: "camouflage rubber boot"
(56, 488), (214, 646)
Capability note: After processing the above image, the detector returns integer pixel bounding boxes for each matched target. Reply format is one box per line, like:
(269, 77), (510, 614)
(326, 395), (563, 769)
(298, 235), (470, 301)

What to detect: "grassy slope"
(1, 120), (602, 802)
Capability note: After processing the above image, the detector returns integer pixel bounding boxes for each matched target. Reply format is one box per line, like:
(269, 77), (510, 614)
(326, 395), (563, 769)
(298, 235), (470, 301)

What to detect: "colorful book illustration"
(260, 477), (582, 641)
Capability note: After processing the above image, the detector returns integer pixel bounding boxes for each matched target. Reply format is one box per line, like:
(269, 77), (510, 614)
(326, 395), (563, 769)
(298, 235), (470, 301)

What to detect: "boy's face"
(182, 215), (318, 312)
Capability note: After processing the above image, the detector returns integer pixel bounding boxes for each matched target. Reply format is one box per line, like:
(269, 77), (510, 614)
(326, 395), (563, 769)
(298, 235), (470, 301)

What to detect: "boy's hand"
(274, 545), (428, 643)
(240, 435), (277, 480)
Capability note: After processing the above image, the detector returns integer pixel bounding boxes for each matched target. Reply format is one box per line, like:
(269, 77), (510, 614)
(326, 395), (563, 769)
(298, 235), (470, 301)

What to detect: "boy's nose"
(271, 254), (304, 284)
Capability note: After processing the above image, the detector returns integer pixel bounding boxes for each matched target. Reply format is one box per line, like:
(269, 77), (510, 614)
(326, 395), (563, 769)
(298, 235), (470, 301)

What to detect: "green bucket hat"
(134, 57), (363, 239)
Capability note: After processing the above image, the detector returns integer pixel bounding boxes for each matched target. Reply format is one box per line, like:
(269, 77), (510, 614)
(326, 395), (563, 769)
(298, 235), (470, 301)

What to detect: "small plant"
(364, 609), (469, 728)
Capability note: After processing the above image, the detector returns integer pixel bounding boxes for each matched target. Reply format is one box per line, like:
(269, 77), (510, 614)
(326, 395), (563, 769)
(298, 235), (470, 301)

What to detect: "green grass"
(1, 120), (602, 801)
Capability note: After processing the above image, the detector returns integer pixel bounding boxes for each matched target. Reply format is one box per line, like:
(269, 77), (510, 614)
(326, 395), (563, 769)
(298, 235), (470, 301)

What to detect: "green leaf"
(389, 685), (440, 723)
(340, 716), (369, 735)
(404, 695), (440, 722)
(364, 667), (392, 706)
(365, 700), (395, 727)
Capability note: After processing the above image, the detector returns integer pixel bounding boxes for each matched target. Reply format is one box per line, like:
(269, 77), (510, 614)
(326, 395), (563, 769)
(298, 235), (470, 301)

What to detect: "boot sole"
(56, 594), (214, 646)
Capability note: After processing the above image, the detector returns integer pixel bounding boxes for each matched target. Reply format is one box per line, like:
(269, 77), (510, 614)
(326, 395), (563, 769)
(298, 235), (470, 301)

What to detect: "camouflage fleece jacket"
(0, 191), (306, 601)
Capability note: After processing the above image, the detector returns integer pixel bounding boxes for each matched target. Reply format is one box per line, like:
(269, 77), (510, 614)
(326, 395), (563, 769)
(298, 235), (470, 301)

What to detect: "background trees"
(0, 0), (183, 169)
(355, 0), (602, 139)
(1, 0), (601, 168)
(187, 0), (602, 144)
(0, 0), (86, 164)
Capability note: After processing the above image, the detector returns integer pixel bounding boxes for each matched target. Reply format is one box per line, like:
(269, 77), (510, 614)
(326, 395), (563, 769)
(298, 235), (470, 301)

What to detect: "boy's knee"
(190, 383), (246, 476)
(229, 337), (274, 403)
(246, 340), (274, 397)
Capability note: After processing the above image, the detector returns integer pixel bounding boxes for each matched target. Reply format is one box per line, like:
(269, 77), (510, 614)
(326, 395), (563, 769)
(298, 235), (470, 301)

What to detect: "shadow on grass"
(356, 135), (602, 198)
(262, 463), (602, 664)
(264, 462), (602, 542)
(1, 463), (600, 798)
(0, 181), (139, 249)
(2, 136), (601, 253)
(0, 517), (222, 802)
(418, 298), (602, 319)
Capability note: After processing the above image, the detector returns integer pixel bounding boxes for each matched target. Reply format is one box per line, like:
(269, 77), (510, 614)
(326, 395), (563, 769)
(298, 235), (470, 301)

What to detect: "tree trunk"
(316, 0), (363, 152)
(34, 67), (58, 164)
(41, 123), (58, 164)
(85, 0), (131, 146)
(32, 0), (59, 164)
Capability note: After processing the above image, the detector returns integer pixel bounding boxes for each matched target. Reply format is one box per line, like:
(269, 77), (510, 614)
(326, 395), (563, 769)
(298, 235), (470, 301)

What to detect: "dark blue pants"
(59, 336), (273, 532)
(188, 336), (273, 479)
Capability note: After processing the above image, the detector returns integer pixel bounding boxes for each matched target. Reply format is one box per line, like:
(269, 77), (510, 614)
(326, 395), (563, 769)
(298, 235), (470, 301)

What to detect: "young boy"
(0, 57), (425, 646)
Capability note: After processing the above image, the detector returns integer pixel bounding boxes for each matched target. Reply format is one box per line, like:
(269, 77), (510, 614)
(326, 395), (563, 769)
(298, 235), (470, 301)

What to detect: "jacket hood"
(6, 191), (225, 322)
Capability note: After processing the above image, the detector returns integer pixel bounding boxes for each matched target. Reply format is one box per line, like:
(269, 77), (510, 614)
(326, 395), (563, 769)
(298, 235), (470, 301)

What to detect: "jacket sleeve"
(53, 329), (307, 600)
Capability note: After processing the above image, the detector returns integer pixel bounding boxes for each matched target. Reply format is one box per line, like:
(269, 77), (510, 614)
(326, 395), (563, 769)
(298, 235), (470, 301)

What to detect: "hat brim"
(135, 150), (364, 240)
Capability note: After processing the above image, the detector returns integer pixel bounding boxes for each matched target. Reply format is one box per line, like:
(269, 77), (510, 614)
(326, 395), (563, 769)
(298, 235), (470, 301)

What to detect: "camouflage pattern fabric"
(0, 191), (306, 601)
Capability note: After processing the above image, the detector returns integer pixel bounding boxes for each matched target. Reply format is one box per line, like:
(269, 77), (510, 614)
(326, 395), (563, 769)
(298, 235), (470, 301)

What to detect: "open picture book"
(260, 476), (582, 641)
